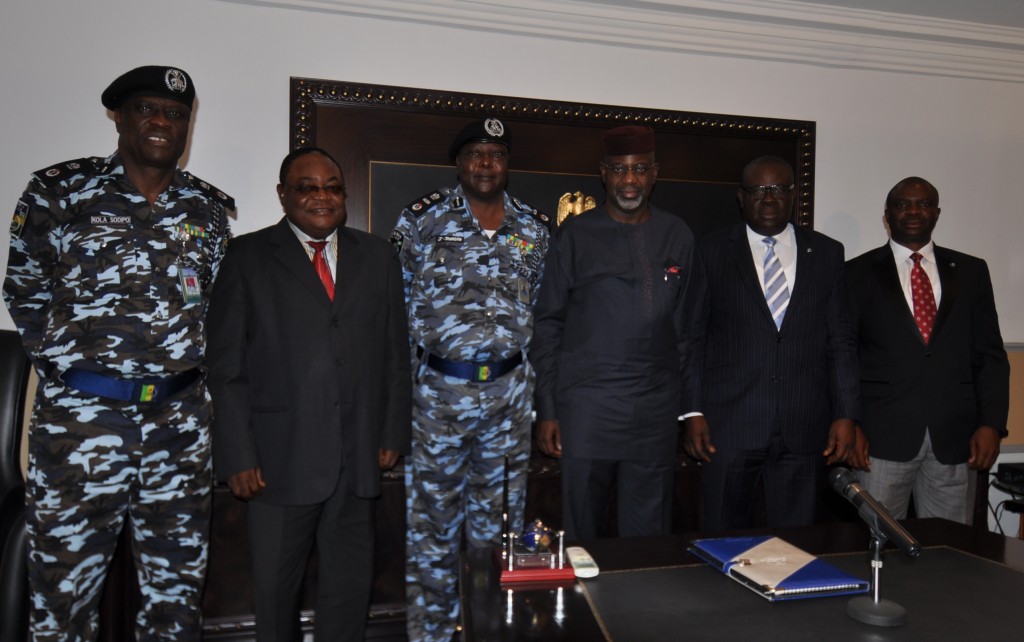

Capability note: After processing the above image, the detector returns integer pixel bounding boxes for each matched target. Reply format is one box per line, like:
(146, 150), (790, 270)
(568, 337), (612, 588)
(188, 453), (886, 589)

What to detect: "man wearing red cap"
(4, 65), (232, 640)
(531, 125), (694, 539)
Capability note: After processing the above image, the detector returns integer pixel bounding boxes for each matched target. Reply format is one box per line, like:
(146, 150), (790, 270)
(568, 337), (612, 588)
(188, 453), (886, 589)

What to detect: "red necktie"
(307, 240), (334, 301)
(910, 252), (936, 343)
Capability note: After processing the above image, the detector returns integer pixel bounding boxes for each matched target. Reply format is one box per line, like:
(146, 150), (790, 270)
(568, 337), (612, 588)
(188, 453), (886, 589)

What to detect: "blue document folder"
(689, 535), (870, 601)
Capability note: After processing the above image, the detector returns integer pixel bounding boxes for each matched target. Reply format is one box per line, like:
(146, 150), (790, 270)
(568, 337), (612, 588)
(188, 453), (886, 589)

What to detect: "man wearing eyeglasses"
(681, 155), (858, 531)
(207, 147), (411, 641)
(390, 118), (549, 642)
(845, 177), (1008, 525)
(531, 125), (695, 540)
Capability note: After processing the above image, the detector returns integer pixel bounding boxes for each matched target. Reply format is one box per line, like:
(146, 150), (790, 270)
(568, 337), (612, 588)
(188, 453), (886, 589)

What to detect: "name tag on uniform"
(436, 235), (463, 244)
(90, 215), (132, 225)
(178, 266), (202, 304)
(518, 277), (531, 304)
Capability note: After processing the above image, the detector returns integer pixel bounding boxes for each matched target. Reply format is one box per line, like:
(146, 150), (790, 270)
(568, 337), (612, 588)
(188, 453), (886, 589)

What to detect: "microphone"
(829, 467), (921, 557)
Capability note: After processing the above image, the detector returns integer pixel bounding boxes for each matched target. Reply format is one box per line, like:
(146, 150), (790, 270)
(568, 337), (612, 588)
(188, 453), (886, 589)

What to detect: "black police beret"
(448, 117), (510, 161)
(101, 66), (196, 110)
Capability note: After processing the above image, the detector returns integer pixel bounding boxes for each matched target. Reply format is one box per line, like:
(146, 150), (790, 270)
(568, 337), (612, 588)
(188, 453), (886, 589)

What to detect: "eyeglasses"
(602, 162), (656, 176)
(889, 198), (936, 211)
(741, 184), (795, 199)
(286, 184), (346, 197)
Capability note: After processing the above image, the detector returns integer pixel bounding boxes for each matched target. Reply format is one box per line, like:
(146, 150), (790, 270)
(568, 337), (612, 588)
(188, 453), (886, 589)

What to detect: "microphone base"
(847, 596), (907, 627)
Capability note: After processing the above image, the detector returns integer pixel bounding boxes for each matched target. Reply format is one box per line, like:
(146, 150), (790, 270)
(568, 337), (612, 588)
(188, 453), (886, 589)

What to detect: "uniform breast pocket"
(425, 244), (465, 289)
(61, 226), (134, 296)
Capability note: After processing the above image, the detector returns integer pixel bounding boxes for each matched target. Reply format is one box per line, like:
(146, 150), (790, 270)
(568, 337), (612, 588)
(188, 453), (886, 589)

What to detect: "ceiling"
(803, 0), (1024, 29)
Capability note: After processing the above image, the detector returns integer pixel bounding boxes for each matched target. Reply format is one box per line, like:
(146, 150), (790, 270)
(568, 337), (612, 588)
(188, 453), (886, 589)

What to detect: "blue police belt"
(58, 367), (201, 404)
(417, 347), (522, 383)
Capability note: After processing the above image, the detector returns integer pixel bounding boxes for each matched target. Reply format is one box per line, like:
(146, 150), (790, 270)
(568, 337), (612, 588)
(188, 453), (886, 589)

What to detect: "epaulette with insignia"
(31, 157), (103, 189)
(184, 172), (236, 210)
(511, 196), (553, 229)
(404, 190), (446, 217)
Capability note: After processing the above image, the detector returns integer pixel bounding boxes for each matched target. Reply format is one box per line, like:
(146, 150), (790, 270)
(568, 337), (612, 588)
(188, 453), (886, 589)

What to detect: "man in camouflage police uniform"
(3, 65), (232, 641)
(390, 117), (549, 642)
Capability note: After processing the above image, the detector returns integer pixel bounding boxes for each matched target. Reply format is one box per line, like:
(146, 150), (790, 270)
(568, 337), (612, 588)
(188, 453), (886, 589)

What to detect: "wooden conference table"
(460, 518), (1024, 641)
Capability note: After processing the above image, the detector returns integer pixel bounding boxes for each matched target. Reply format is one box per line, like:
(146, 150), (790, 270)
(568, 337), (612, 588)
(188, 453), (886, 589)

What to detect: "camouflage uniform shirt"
(391, 184), (548, 361)
(4, 152), (232, 377)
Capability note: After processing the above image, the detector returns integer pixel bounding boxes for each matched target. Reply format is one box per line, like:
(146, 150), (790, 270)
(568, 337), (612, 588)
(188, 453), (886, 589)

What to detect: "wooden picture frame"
(289, 78), (816, 236)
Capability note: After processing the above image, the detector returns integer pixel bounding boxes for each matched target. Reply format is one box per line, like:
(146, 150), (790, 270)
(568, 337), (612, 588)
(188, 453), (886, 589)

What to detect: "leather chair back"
(0, 329), (30, 498)
(0, 329), (31, 641)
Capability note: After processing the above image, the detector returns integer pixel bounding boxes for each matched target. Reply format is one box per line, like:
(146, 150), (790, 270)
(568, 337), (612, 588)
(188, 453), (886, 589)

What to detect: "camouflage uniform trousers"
(25, 377), (212, 642)
(405, 364), (532, 642)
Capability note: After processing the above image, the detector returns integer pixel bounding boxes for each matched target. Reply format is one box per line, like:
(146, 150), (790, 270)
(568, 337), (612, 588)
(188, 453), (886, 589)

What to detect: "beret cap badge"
(164, 68), (188, 94)
(484, 118), (505, 138)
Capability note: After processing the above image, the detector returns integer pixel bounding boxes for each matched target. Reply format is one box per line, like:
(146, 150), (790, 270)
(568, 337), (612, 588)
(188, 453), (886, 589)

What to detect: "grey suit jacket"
(682, 222), (859, 454)
(207, 218), (411, 504)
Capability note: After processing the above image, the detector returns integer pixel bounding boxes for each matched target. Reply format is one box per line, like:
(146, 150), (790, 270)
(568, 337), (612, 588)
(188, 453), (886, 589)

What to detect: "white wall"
(2, 0), (1023, 340)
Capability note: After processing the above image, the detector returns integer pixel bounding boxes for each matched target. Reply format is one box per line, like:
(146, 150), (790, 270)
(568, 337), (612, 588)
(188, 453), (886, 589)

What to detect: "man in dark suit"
(846, 176), (1009, 524)
(206, 147), (412, 642)
(682, 155), (858, 531)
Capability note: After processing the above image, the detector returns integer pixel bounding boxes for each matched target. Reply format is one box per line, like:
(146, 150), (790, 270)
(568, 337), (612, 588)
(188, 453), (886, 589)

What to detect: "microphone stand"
(501, 454), (510, 562)
(847, 530), (907, 626)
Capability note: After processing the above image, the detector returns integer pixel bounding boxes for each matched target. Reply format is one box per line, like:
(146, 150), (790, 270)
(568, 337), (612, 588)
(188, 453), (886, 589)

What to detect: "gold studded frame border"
(290, 78), (815, 235)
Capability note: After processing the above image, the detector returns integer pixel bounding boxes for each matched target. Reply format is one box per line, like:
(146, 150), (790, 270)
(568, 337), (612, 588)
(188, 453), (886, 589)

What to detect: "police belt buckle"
(417, 348), (523, 383)
(59, 367), (200, 403)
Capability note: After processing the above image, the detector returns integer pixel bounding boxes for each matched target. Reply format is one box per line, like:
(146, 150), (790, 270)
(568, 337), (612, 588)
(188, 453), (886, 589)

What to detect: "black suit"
(207, 218), (411, 641)
(846, 244), (1009, 463)
(683, 223), (858, 530)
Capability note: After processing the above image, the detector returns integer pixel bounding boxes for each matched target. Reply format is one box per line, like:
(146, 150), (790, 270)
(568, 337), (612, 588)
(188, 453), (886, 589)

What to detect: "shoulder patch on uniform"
(404, 190), (445, 217)
(10, 200), (29, 238)
(31, 157), (102, 188)
(511, 196), (552, 228)
(183, 173), (236, 210)
(388, 229), (404, 252)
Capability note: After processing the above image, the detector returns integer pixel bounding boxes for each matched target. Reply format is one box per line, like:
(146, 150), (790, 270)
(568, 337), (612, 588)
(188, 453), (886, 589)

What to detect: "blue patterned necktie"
(763, 237), (789, 329)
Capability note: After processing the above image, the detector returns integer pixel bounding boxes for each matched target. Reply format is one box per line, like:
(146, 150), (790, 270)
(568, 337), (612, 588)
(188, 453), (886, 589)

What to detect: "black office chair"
(0, 329), (32, 641)
(0, 483), (28, 641)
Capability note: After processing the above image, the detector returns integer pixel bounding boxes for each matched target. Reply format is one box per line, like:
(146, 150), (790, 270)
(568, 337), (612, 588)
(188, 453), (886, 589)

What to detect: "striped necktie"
(763, 236), (789, 330)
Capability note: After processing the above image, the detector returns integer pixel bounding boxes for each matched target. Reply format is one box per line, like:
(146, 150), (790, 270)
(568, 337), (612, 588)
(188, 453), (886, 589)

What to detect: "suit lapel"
(932, 245), (958, 337)
(873, 244), (925, 343)
(787, 227), (813, 316)
(727, 224), (768, 314)
(270, 218), (334, 310)
(332, 228), (366, 309)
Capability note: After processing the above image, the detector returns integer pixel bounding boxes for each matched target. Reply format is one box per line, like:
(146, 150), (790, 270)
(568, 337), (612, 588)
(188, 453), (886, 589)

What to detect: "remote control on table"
(565, 546), (599, 578)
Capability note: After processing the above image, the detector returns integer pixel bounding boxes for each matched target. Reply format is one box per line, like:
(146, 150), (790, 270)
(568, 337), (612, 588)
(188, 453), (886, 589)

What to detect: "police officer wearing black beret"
(4, 65), (233, 639)
(393, 117), (550, 642)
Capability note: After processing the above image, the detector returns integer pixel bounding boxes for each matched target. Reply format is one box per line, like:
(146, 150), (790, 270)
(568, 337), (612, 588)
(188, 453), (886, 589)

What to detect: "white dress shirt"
(889, 239), (941, 309)
(746, 222), (797, 293)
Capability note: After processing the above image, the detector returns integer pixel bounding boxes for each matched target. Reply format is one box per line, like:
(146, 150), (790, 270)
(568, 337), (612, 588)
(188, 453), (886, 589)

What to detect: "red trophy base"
(496, 548), (577, 585)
